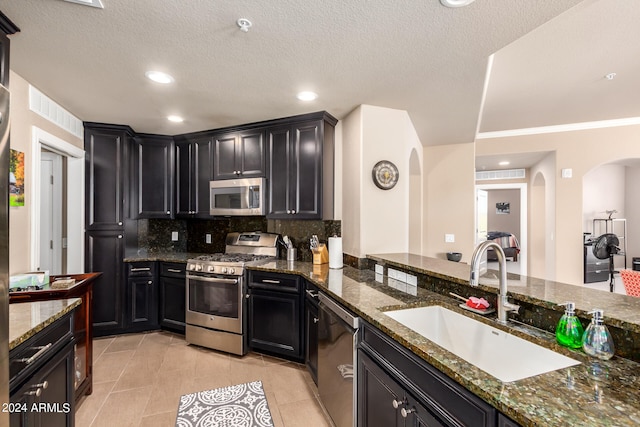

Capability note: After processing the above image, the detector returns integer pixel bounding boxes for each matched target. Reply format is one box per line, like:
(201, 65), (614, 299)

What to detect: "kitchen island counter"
(249, 259), (640, 427)
(10, 298), (81, 350)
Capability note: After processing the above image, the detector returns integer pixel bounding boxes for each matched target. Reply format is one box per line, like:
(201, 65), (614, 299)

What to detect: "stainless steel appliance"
(318, 292), (360, 427)
(0, 83), (11, 426)
(185, 232), (278, 355)
(209, 177), (266, 216)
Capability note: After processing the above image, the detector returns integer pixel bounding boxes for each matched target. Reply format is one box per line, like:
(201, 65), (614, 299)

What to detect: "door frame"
(476, 183), (528, 276)
(30, 126), (85, 273)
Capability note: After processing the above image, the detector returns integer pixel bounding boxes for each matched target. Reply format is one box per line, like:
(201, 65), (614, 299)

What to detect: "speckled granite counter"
(124, 250), (207, 263)
(249, 260), (640, 427)
(9, 298), (81, 350)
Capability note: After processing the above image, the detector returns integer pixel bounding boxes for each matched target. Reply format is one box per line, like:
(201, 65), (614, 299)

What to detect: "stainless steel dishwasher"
(318, 292), (360, 427)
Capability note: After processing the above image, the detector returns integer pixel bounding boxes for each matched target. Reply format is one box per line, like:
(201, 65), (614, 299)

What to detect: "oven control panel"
(187, 263), (243, 276)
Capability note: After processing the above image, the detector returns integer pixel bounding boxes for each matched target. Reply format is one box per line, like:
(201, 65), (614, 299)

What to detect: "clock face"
(372, 160), (399, 190)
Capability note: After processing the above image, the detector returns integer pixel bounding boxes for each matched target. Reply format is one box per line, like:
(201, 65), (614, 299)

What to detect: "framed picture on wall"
(9, 149), (25, 207)
(496, 202), (510, 214)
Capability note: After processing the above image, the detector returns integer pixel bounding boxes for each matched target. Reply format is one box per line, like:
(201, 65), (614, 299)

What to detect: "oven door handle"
(186, 275), (238, 285)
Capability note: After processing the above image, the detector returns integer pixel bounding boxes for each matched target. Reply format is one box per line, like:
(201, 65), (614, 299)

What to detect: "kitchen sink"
(384, 305), (580, 382)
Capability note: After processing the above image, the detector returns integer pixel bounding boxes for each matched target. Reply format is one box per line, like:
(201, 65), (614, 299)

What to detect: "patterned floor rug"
(175, 380), (274, 427)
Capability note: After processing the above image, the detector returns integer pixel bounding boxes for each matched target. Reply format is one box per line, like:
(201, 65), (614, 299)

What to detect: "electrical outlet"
(206, 234), (212, 244)
(375, 264), (384, 275)
(445, 233), (455, 243)
(171, 231), (179, 241)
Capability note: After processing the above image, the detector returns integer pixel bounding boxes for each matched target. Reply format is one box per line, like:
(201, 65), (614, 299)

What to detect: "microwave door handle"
(245, 186), (253, 209)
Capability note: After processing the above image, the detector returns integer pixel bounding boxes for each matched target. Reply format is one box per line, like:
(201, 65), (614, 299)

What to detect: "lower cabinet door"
(128, 277), (158, 331)
(248, 289), (302, 361)
(160, 276), (186, 333)
(357, 350), (404, 427)
(10, 340), (75, 427)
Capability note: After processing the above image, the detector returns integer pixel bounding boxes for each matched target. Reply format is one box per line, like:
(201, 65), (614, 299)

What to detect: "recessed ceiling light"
(145, 71), (174, 84)
(297, 91), (318, 101)
(63, 0), (104, 9)
(440, 0), (476, 7)
(499, 161), (510, 166)
(167, 115), (184, 123)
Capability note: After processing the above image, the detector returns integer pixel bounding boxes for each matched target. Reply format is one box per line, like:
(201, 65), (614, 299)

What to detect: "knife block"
(312, 244), (329, 265)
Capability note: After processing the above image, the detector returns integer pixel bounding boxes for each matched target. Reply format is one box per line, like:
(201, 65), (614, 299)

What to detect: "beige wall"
(9, 71), (83, 275)
(625, 167), (640, 261)
(341, 105), (423, 258)
(423, 142), (476, 263)
(487, 189), (520, 239)
(477, 124), (640, 285)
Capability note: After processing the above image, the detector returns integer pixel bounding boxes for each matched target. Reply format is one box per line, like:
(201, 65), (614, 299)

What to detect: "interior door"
(40, 151), (63, 274)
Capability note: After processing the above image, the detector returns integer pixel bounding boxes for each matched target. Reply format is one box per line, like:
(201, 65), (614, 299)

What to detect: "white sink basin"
(384, 305), (580, 382)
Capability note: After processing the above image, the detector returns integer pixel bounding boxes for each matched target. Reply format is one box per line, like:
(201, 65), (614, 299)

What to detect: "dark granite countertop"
(250, 260), (640, 427)
(368, 253), (640, 334)
(121, 250), (640, 425)
(9, 298), (81, 350)
(124, 250), (207, 263)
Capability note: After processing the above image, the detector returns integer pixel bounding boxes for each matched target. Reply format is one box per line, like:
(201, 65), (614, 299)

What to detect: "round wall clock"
(372, 160), (399, 190)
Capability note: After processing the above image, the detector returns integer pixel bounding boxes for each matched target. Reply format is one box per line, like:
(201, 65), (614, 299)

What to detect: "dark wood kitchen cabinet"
(86, 230), (125, 336)
(358, 322), (498, 427)
(0, 12), (20, 88)
(213, 129), (266, 180)
(159, 262), (186, 334)
(126, 262), (159, 332)
(10, 311), (75, 427)
(84, 124), (135, 230)
(175, 134), (213, 218)
(133, 134), (175, 218)
(266, 112), (337, 219)
(247, 271), (303, 362)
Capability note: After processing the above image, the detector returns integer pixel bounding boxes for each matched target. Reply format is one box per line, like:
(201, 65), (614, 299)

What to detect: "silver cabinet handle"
(313, 317), (319, 323)
(33, 381), (48, 390)
(305, 289), (318, 298)
(262, 279), (281, 284)
(131, 267), (151, 272)
(19, 344), (52, 365)
(400, 407), (415, 418)
(167, 269), (182, 273)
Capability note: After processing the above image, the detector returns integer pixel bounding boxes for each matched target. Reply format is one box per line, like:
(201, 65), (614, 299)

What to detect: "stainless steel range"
(185, 232), (278, 355)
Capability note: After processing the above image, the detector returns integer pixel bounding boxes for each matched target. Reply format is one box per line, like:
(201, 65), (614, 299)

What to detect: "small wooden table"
(9, 272), (101, 402)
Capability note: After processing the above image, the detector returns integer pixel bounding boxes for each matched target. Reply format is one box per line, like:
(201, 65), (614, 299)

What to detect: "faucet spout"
(469, 241), (518, 324)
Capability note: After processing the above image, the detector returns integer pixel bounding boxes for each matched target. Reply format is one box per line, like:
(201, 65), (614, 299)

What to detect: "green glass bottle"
(555, 302), (584, 349)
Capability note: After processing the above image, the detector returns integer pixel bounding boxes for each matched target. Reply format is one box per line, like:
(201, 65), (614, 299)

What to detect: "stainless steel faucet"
(469, 241), (520, 324)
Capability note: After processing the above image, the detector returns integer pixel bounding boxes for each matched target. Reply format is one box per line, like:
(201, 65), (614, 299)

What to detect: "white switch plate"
(171, 231), (179, 241)
(206, 234), (212, 244)
(561, 168), (573, 178)
(445, 234), (455, 243)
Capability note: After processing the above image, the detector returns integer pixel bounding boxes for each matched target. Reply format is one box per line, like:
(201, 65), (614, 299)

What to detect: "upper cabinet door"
(135, 135), (175, 218)
(267, 126), (291, 216)
(293, 121), (322, 217)
(193, 137), (214, 217)
(175, 140), (193, 217)
(85, 126), (129, 230)
(213, 133), (238, 180)
(213, 129), (266, 180)
(238, 130), (266, 178)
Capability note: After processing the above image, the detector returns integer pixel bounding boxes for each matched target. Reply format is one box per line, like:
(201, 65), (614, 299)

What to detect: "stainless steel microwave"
(209, 178), (266, 216)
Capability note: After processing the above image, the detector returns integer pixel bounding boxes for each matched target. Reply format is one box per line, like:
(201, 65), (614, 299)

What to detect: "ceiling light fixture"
(605, 73), (617, 80)
(297, 91), (318, 101)
(62, 0), (104, 9)
(167, 115), (184, 123)
(145, 71), (174, 84)
(440, 0), (476, 7)
(499, 161), (510, 166)
(237, 18), (252, 32)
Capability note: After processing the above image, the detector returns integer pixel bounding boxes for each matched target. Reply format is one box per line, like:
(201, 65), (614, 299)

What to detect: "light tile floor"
(76, 331), (332, 427)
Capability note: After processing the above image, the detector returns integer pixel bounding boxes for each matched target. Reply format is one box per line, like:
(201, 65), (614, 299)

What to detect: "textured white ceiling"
(4, 0), (624, 147)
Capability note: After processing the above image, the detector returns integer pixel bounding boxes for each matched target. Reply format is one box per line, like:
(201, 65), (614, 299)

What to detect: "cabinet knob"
(392, 398), (403, 409)
(400, 407), (415, 418)
(291, 210), (296, 214)
(245, 294), (250, 299)
(118, 235), (123, 239)
(118, 222), (123, 226)
(33, 381), (48, 390)
(25, 388), (42, 397)
(166, 211), (171, 215)
(287, 210), (291, 214)
(148, 281), (153, 285)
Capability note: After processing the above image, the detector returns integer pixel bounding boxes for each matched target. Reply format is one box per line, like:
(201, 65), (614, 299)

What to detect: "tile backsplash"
(137, 217), (341, 262)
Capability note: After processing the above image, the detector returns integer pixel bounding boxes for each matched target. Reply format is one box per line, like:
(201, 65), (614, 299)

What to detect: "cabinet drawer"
(360, 323), (496, 427)
(160, 262), (186, 278)
(127, 262), (156, 277)
(249, 271), (301, 293)
(585, 260), (609, 272)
